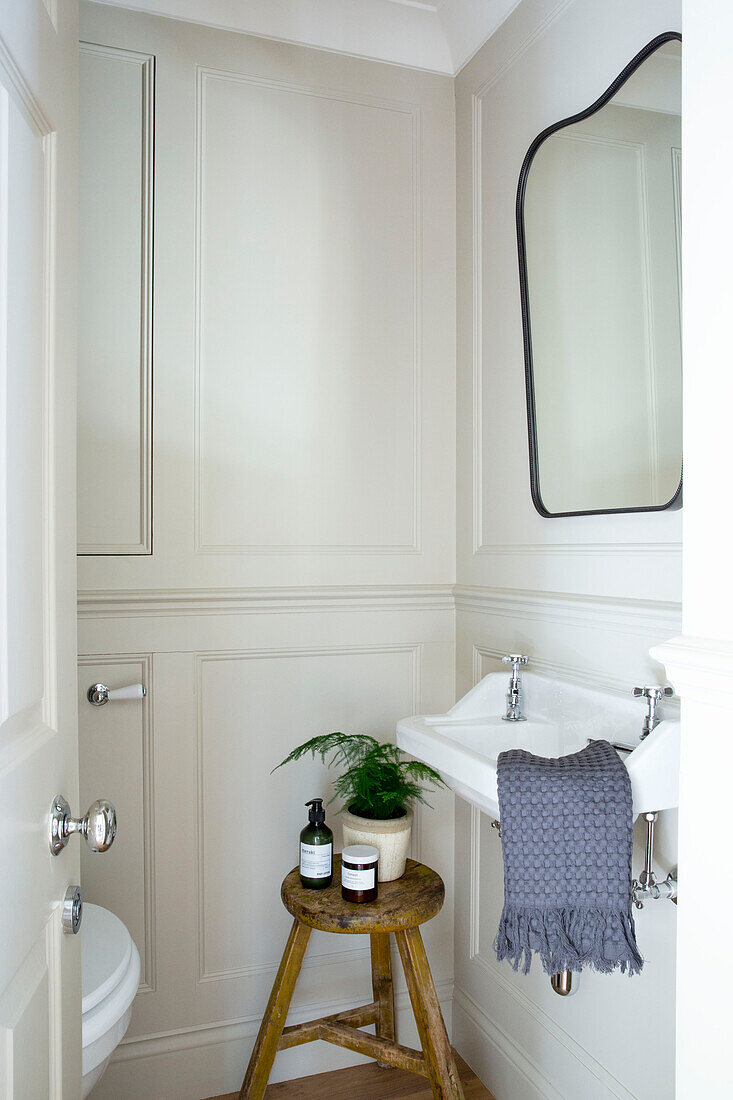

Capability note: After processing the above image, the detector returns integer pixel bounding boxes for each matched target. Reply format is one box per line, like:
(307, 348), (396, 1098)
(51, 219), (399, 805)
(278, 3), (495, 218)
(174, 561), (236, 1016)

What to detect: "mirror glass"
(518, 35), (682, 517)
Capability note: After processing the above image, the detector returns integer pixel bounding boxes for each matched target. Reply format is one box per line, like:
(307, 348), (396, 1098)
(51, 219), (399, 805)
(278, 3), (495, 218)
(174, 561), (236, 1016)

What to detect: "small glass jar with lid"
(341, 844), (379, 903)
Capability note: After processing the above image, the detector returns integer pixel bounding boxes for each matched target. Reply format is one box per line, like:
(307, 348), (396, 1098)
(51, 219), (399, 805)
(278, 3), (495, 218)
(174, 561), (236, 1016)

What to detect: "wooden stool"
(240, 857), (464, 1100)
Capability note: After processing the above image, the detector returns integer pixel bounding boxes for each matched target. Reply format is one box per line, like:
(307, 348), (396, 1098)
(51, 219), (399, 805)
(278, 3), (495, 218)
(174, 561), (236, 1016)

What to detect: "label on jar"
(300, 842), (332, 878)
(342, 864), (376, 891)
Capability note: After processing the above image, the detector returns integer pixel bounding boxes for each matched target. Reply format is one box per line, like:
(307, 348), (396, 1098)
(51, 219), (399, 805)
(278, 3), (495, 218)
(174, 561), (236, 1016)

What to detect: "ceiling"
(90, 0), (523, 74)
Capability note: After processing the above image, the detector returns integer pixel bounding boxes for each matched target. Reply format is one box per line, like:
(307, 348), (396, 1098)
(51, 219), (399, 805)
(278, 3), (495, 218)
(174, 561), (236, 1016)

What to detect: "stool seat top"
(281, 856), (444, 934)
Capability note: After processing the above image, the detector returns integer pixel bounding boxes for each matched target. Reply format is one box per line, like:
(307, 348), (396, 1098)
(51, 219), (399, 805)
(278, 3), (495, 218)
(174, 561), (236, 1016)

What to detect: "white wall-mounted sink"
(397, 671), (679, 820)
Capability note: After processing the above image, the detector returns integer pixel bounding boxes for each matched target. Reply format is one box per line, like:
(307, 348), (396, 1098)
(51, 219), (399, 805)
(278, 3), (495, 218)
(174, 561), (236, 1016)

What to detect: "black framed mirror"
(517, 32), (682, 518)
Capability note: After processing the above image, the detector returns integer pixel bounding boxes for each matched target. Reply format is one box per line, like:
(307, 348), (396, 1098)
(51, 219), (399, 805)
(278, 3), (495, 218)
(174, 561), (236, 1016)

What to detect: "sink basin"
(396, 671), (679, 819)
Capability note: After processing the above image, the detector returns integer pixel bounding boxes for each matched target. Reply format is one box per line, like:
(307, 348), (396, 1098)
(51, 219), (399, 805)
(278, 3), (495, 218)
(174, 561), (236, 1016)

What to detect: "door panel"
(0, 2), (80, 1096)
(3, 93), (45, 720)
(0, 939), (50, 1098)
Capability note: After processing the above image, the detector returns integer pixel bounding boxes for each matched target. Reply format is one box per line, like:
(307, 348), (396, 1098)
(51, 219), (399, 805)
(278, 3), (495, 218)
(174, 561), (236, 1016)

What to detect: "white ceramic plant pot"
(341, 807), (413, 882)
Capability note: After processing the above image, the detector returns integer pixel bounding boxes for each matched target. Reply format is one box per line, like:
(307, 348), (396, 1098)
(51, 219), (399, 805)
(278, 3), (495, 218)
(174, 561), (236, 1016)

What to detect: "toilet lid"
(82, 904), (133, 1015)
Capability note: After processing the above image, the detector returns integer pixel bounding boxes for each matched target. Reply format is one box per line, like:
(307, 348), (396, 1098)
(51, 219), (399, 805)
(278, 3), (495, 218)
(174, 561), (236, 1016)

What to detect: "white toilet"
(82, 904), (141, 1098)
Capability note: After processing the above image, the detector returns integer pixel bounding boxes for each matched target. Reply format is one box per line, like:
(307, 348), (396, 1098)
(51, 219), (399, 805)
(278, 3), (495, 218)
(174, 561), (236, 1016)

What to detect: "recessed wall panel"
(197, 646), (418, 979)
(78, 45), (153, 554)
(77, 657), (155, 992)
(196, 71), (419, 552)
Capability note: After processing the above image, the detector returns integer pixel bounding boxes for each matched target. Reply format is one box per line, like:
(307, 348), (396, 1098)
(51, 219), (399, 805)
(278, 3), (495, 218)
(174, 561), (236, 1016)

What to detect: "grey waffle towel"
(494, 738), (643, 976)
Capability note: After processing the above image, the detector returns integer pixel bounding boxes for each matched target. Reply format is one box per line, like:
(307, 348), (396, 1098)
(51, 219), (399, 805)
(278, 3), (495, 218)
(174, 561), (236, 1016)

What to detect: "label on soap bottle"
(300, 842), (332, 879)
(341, 864), (375, 891)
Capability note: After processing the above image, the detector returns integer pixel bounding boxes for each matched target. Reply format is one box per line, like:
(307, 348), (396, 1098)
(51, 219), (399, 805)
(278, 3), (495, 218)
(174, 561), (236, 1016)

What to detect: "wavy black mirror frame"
(516, 31), (683, 519)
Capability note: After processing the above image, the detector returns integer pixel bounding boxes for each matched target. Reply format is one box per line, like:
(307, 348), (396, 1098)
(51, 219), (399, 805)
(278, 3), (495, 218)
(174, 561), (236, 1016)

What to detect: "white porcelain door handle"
(87, 682), (146, 705)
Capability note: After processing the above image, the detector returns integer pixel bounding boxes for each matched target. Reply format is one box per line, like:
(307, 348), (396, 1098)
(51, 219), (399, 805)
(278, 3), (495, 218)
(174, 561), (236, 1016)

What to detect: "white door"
(0, 2), (82, 1096)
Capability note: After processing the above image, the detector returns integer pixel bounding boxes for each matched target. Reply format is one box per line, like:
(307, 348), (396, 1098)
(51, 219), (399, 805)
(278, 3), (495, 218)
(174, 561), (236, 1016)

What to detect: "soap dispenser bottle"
(299, 798), (333, 889)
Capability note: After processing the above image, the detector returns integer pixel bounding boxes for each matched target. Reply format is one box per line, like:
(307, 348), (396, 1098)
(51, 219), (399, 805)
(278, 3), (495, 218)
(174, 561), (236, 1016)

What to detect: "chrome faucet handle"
(632, 685), (674, 739)
(632, 685), (673, 700)
(502, 654), (529, 670)
(502, 655), (529, 722)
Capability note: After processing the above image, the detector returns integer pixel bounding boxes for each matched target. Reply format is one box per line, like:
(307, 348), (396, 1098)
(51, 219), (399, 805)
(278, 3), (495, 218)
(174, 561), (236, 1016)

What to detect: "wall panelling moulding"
(194, 643), (421, 983)
(78, 43), (154, 555)
(470, 0), (577, 555)
(193, 66), (422, 554)
(110, 977), (454, 1071)
(77, 584), (456, 617)
(77, 653), (156, 993)
(455, 586), (681, 640)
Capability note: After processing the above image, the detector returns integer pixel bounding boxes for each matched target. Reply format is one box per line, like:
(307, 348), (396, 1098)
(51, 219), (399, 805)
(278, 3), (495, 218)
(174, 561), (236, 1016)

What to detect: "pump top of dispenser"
(305, 798), (325, 824)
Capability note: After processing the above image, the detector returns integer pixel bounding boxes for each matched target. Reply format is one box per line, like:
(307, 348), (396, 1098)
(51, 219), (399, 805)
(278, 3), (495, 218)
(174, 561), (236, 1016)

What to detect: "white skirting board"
(90, 979), (454, 1100)
(452, 985), (638, 1100)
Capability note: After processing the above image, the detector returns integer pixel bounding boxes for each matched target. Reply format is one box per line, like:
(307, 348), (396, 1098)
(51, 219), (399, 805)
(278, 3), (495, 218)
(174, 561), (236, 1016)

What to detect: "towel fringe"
(494, 905), (644, 977)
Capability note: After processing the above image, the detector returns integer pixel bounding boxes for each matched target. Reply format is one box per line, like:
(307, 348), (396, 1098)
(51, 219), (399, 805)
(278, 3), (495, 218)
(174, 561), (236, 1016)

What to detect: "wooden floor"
(205, 1052), (495, 1099)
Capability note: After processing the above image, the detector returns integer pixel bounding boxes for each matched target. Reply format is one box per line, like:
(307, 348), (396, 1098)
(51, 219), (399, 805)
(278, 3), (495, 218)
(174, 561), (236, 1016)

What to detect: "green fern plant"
(273, 732), (444, 820)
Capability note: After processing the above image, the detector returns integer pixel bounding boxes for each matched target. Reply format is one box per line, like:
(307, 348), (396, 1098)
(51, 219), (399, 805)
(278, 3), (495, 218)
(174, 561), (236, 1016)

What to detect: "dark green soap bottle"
(299, 798), (333, 889)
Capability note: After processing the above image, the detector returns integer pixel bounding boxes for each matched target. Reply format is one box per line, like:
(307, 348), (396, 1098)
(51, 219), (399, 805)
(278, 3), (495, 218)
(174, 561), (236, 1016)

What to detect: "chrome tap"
(632, 811), (678, 909)
(632, 685), (674, 739)
(502, 654), (529, 722)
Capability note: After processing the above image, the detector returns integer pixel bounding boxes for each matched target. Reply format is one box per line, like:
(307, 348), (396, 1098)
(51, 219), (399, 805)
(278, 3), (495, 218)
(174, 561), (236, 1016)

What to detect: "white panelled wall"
(76, 1), (694, 1098)
(77, 3), (456, 1097)
(453, 2), (682, 1099)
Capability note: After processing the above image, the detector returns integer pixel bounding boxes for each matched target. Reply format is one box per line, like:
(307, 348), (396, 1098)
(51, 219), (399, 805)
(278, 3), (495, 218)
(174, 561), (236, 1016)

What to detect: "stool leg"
(395, 927), (465, 1100)
(370, 932), (396, 1058)
(239, 919), (311, 1100)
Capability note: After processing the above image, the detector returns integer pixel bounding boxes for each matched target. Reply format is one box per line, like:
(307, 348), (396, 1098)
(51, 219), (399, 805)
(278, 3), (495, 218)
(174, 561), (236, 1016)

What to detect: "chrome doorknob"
(49, 795), (117, 856)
